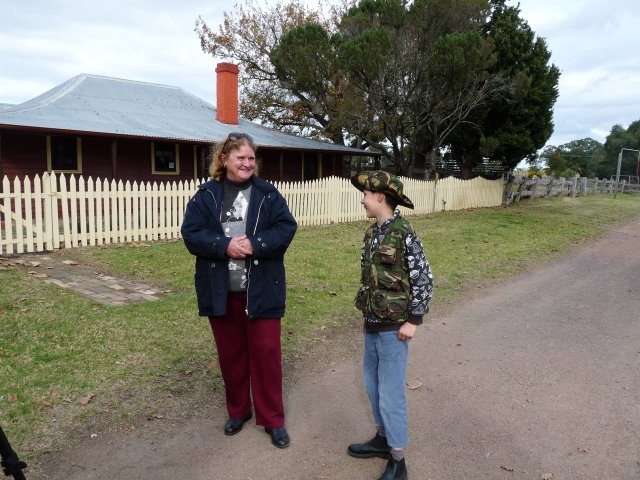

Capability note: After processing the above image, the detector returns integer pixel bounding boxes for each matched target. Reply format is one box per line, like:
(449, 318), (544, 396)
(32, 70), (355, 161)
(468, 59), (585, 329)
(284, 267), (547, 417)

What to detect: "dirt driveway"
(34, 218), (640, 479)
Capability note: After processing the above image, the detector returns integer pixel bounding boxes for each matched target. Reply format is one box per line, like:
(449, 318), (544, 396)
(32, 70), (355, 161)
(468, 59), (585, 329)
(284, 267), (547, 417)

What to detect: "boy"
(349, 171), (434, 480)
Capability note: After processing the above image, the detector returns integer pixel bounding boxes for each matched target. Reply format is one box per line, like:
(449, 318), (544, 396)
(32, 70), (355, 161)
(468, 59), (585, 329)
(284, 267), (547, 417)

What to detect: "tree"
(313, 0), (501, 175)
(269, 22), (349, 145)
(331, 0), (429, 173)
(603, 121), (640, 178)
(419, 26), (502, 178)
(446, 0), (560, 178)
(331, 0), (503, 175)
(545, 150), (566, 177)
(195, 0), (353, 144)
(540, 138), (605, 177)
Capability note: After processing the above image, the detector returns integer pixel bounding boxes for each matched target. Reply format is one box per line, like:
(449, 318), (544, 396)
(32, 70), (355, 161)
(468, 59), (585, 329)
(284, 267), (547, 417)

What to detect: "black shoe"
(347, 433), (391, 459)
(265, 427), (290, 448)
(224, 412), (252, 436)
(378, 457), (408, 480)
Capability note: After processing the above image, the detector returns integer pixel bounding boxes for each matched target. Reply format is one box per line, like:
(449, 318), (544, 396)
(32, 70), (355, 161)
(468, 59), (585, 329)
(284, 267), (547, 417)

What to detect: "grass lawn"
(1, 193), (639, 456)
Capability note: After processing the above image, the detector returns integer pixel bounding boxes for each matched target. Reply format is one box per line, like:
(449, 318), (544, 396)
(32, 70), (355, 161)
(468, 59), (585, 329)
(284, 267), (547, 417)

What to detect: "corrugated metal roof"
(0, 74), (374, 155)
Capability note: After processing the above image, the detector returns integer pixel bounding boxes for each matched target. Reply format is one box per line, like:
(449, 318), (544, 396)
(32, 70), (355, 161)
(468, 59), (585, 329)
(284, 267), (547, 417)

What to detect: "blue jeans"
(363, 330), (409, 449)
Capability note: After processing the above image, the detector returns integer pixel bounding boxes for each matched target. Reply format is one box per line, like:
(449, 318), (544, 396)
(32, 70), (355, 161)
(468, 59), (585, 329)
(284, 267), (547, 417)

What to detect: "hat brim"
(350, 174), (414, 209)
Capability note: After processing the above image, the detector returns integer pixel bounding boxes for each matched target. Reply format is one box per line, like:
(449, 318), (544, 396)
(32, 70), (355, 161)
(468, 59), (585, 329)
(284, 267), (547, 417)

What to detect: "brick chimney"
(216, 62), (239, 125)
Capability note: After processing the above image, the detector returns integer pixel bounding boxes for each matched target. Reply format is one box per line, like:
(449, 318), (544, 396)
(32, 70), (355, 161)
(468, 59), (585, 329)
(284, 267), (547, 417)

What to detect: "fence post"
(502, 174), (515, 205)
(44, 172), (59, 250)
(545, 177), (554, 197)
(513, 176), (526, 202)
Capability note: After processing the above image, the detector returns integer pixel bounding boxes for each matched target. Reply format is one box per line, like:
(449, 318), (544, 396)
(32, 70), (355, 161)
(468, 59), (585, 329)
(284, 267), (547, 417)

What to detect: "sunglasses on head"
(226, 132), (253, 142)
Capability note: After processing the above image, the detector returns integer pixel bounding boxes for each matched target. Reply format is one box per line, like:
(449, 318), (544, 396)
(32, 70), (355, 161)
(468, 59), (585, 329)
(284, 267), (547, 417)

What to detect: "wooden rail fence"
(0, 173), (505, 254)
(503, 175), (626, 205)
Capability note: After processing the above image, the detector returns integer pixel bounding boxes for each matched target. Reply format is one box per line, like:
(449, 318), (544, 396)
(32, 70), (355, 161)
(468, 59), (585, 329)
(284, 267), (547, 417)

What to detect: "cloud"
(0, 0), (221, 105)
(517, 0), (640, 146)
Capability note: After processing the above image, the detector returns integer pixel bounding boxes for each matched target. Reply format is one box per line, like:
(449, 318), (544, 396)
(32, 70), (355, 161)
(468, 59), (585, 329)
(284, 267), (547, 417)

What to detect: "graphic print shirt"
(222, 178), (252, 292)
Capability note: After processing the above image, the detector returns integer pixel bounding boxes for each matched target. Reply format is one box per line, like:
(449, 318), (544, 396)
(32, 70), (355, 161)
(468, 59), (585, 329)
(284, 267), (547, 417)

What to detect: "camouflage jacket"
(355, 211), (434, 330)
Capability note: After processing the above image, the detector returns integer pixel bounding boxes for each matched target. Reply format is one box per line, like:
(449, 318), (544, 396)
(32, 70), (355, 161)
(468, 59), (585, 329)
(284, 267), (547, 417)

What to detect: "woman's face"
(225, 144), (256, 182)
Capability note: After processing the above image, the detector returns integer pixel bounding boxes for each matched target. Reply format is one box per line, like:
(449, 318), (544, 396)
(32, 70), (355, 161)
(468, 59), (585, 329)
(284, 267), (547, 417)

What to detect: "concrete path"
(34, 218), (640, 479)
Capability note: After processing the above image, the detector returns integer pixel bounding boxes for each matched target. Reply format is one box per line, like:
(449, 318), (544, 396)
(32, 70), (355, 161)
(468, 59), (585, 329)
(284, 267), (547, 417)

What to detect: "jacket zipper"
(245, 194), (267, 316)
(204, 188), (222, 223)
(204, 188), (222, 280)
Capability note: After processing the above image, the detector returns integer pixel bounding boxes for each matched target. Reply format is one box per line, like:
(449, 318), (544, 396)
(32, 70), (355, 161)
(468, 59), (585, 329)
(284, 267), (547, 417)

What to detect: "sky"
(1, 0), (639, 151)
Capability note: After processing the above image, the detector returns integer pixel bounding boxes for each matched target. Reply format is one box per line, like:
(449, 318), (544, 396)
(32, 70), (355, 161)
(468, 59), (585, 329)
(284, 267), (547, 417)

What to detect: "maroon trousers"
(208, 294), (285, 429)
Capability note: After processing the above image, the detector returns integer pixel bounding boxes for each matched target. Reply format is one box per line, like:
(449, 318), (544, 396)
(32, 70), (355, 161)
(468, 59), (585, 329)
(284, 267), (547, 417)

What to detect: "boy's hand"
(398, 322), (417, 341)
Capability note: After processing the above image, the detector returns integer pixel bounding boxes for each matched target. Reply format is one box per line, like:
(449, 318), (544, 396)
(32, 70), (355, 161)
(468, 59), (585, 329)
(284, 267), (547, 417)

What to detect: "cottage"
(0, 63), (375, 185)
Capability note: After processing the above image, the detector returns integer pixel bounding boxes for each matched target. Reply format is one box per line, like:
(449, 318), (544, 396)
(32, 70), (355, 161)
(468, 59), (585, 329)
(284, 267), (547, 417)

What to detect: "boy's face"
(361, 189), (386, 218)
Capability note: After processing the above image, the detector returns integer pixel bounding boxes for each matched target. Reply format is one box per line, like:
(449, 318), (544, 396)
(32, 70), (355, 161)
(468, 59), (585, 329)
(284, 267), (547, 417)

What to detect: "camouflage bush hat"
(351, 170), (414, 209)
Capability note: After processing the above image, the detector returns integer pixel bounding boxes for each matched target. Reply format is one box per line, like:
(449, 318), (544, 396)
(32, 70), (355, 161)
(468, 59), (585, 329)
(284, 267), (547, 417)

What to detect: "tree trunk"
(460, 152), (480, 179)
(425, 142), (439, 180)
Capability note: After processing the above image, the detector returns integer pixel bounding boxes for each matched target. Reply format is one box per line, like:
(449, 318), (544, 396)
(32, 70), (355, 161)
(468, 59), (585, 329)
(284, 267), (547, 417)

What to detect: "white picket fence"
(0, 173), (504, 254)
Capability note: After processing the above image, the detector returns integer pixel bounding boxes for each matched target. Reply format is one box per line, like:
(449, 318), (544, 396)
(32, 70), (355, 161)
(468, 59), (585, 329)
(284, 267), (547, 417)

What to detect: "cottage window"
(47, 136), (82, 173)
(152, 142), (180, 175)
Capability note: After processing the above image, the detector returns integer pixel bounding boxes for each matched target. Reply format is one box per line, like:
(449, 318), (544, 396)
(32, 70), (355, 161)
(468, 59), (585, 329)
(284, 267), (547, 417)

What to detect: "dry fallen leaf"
(32, 399), (53, 409)
(79, 393), (95, 405)
(7, 394), (18, 402)
(578, 447), (589, 453)
(406, 379), (423, 390)
(62, 260), (79, 265)
(541, 473), (553, 480)
(205, 359), (219, 370)
(500, 465), (514, 472)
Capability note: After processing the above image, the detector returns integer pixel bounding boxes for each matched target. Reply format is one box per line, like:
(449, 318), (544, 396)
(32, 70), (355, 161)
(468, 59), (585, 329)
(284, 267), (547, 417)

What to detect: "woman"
(181, 132), (297, 448)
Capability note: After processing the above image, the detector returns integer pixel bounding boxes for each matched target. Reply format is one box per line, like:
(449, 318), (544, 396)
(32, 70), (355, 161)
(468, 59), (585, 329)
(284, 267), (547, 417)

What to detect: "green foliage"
(446, 0), (560, 178)
(335, 26), (392, 77)
(603, 121), (640, 178)
(545, 150), (566, 176)
(428, 31), (488, 86)
(271, 23), (334, 93)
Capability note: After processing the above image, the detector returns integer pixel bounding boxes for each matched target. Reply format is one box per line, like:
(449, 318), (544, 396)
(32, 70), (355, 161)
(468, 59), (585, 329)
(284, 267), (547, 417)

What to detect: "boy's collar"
(375, 210), (401, 228)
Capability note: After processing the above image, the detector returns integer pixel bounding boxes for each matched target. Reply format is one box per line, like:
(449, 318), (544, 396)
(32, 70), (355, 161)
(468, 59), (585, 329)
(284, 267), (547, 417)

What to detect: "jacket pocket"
(377, 244), (397, 264)
(354, 286), (369, 313)
(370, 288), (410, 321)
(194, 259), (215, 311)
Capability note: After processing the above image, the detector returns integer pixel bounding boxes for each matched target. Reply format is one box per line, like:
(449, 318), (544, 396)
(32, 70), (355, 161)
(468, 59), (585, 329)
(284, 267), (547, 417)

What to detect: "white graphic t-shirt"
(222, 179), (252, 292)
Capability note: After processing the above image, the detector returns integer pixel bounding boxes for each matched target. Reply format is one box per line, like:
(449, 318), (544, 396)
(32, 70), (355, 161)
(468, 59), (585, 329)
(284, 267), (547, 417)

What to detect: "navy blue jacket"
(181, 176), (297, 318)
